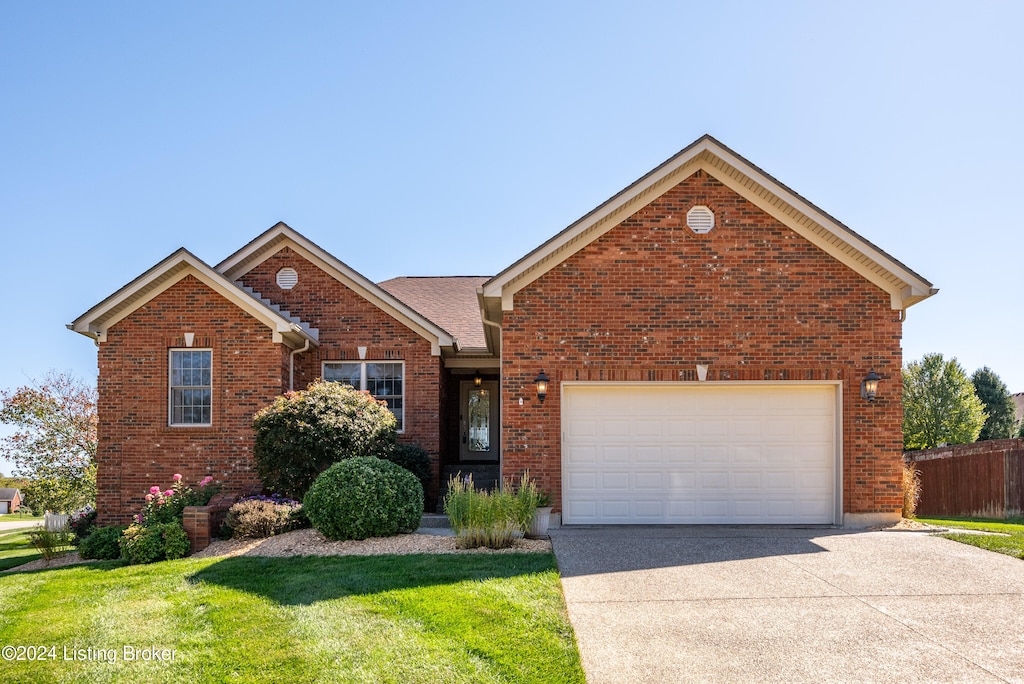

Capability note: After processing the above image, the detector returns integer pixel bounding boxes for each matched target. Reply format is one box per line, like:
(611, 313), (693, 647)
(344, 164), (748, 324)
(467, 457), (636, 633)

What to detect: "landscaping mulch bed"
(192, 527), (552, 559)
(4, 528), (551, 573)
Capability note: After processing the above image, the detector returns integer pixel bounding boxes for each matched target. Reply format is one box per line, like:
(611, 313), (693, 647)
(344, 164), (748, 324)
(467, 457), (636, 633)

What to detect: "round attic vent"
(276, 267), (298, 289)
(686, 205), (715, 234)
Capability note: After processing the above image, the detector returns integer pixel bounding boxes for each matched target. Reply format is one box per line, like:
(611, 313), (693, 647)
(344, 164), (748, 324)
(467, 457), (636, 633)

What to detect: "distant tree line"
(903, 353), (1023, 451)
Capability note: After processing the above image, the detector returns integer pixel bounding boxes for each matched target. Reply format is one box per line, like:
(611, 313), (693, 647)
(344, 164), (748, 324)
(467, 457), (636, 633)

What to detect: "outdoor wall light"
(861, 369), (880, 402)
(534, 370), (550, 403)
(473, 371), (482, 387)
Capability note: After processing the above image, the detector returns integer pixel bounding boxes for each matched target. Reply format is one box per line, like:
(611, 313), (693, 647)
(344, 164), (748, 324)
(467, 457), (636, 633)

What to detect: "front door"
(459, 381), (500, 462)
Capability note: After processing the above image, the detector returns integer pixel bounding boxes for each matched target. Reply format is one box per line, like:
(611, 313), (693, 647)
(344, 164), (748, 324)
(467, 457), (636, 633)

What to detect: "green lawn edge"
(0, 551), (585, 684)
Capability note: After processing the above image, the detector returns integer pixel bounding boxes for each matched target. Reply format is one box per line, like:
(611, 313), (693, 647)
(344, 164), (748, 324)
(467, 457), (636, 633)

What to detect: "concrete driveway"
(550, 526), (1024, 683)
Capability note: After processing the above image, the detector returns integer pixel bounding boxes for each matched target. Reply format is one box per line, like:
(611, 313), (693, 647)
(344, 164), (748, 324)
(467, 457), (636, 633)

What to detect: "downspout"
(289, 330), (311, 392)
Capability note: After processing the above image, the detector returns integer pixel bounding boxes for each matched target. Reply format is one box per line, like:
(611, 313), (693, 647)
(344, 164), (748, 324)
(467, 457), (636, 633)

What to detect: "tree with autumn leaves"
(0, 371), (97, 513)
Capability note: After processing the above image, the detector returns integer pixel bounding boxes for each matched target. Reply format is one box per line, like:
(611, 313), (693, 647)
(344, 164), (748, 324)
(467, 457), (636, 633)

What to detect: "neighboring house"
(70, 135), (936, 527)
(0, 488), (22, 514)
(1013, 393), (1024, 427)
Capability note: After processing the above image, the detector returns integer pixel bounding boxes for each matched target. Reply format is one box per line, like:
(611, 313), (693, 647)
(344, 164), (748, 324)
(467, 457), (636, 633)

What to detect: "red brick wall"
(96, 275), (286, 525)
(501, 170), (904, 517)
(240, 247), (444, 503)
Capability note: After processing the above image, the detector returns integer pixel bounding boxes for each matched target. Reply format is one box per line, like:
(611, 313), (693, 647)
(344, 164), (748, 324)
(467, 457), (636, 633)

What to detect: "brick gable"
(239, 247), (444, 502)
(501, 170), (903, 516)
(96, 275), (285, 524)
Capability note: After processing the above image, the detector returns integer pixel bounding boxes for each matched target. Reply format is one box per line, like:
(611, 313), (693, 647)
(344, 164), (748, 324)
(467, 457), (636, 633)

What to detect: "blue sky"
(1, 2), (1021, 474)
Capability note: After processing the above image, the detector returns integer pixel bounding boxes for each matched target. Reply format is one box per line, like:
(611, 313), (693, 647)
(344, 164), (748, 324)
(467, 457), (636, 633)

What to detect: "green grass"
(0, 552), (585, 683)
(918, 516), (1024, 559)
(0, 528), (43, 571)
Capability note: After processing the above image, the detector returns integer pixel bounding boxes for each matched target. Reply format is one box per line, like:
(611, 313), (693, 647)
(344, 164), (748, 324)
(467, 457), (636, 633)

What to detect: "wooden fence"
(904, 439), (1024, 518)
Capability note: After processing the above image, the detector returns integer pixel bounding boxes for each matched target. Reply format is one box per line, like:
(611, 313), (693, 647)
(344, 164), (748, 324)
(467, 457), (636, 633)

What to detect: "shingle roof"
(0, 488), (20, 501)
(378, 276), (490, 350)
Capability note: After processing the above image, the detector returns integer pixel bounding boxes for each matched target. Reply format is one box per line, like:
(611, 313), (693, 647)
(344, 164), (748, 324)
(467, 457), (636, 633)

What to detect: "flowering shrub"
(119, 521), (190, 564)
(225, 495), (303, 538)
(119, 472), (219, 564)
(137, 473), (219, 527)
(68, 505), (97, 544)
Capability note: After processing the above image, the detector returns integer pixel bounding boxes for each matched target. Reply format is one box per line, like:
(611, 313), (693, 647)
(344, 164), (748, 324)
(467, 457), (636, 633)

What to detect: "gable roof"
(378, 276), (490, 351)
(68, 248), (319, 349)
(216, 223), (455, 355)
(482, 134), (937, 313)
(0, 488), (21, 501)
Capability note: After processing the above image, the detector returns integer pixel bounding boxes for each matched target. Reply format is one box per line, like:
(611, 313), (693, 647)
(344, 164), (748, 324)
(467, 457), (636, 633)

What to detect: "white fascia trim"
(69, 250), (317, 348)
(702, 148), (935, 310)
(483, 136), (935, 313)
(218, 225), (452, 356)
(482, 153), (699, 303)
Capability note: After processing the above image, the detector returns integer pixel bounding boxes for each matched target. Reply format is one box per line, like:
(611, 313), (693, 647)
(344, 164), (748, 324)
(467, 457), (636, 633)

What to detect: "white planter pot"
(528, 506), (553, 538)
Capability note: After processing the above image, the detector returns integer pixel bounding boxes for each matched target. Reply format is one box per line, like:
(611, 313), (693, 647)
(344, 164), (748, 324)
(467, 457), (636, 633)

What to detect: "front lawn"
(0, 552), (585, 683)
(0, 528), (42, 571)
(918, 516), (1024, 559)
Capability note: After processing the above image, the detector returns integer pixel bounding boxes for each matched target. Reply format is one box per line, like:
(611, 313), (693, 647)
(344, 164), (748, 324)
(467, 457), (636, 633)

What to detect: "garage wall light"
(860, 369), (880, 402)
(534, 370), (550, 403)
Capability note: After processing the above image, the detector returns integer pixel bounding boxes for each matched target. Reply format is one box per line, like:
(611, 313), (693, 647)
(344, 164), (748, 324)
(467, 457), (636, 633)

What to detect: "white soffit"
(483, 136), (936, 311)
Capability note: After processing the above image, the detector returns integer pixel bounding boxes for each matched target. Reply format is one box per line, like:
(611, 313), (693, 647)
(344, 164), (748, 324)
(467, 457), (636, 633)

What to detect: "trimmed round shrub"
(383, 443), (432, 500)
(119, 521), (190, 564)
(78, 525), (125, 560)
(225, 497), (302, 538)
(304, 457), (423, 541)
(253, 380), (399, 499)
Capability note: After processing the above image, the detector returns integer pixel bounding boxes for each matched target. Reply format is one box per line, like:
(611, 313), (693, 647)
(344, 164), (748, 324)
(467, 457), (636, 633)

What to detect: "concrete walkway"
(550, 526), (1024, 683)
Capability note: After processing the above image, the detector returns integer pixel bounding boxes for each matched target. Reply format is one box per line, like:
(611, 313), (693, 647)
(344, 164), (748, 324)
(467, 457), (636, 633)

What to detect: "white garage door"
(562, 383), (838, 524)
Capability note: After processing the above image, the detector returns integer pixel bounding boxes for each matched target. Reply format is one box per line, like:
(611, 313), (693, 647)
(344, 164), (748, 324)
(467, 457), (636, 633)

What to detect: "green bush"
(444, 472), (538, 549)
(253, 380), (399, 499)
(303, 457), (422, 541)
(78, 525), (125, 560)
(383, 443), (432, 500)
(225, 496), (302, 538)
(119, 521), (190, 564)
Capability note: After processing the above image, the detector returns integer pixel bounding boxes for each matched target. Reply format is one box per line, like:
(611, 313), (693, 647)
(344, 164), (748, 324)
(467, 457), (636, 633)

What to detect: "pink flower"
(200, 476), (213, 486)
(145, 494), (153, 501)
(150, 486), (160, 494)
(172, 473), (182, 481)
(156, 500), (164, 505)
(163, 489), (174, 497)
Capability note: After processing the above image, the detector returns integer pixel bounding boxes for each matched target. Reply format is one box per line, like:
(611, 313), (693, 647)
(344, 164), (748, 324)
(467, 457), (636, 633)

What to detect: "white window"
(323, 361), (405, 431)
(169, 349), (212, 426)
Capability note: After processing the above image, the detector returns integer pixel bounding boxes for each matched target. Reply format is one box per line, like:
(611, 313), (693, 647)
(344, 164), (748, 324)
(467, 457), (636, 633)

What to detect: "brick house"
(0, 488), (22, 514)
(71, 135), (936, 527)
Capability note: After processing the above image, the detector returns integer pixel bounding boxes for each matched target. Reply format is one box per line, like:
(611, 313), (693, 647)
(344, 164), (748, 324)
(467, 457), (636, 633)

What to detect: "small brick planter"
(182, 493), (236, 552)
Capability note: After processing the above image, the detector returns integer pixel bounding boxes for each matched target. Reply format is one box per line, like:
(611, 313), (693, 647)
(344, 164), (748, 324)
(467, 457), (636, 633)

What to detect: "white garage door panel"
(563, 384), (837, 524)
